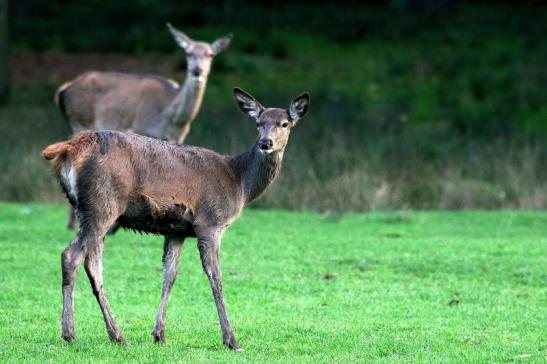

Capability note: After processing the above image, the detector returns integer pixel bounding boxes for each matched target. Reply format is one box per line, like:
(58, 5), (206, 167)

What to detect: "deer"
(54, 23), (232, 230)
(42, 87), (310, 351)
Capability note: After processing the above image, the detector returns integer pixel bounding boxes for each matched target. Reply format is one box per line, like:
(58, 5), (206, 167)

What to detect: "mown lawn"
(0, 202), (545, 363)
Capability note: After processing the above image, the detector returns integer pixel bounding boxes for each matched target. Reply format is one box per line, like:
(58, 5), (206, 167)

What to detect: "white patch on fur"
(248, 109), (261, 118)
(167, 78), (180, 89)
(61, 163), (78, 202)
(191, 75), (206, 83)
(54, 81), (72, 105)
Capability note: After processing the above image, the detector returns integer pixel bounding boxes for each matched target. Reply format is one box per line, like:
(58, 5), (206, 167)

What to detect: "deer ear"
(288, 92), (310, 123)
(212, 34), (233, 54)
(234, 87), (265, 119)
(166, 22), (192, 50)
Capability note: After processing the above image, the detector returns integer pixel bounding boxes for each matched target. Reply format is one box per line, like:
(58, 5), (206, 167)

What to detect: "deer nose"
(191, 68), (202, 77)
(258, 139), (273, 150)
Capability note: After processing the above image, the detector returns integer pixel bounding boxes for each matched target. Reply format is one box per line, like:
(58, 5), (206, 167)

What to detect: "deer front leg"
(152, 236), (185, 343)
(196, 228), (242, 351)
(84, 242), (126, 343)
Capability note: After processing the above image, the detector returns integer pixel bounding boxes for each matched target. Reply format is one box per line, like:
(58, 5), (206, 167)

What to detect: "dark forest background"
(1, 0), (546, 210)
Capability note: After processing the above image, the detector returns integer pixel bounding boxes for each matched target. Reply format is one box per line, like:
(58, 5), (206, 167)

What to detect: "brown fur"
(44, 88), (309, 351)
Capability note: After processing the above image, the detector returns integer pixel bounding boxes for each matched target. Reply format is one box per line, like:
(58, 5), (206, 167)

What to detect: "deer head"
(167, 23), (232, 83)
(234, 87), (310, 153)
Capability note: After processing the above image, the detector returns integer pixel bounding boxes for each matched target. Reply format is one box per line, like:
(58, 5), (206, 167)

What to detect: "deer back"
(59, 72), (179, 135)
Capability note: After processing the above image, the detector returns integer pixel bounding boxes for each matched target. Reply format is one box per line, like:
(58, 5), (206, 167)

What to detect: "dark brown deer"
(42, 87), (310, 351)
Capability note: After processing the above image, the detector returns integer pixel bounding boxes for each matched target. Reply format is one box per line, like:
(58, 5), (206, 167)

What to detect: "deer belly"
(117, 196), (194, 236)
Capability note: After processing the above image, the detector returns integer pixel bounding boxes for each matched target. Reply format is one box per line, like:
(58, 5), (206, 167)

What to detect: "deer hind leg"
(84, 240), (126, 343)
(61, 214), (120, 343)
(152, 236), (185, 343)
(62, 184), (124, 343)
(67, 205), (77, 230)
(60, 234), (85, 342)
(195, 227), (242, 351)
(77, 190), (126, 342)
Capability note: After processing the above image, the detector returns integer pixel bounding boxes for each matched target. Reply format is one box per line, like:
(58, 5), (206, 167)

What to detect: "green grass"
(0, 203), (545, 363)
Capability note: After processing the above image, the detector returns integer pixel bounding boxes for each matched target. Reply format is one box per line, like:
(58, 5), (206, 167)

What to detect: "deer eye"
(281, 122), (289, 128)
(256, 122), (260, 128)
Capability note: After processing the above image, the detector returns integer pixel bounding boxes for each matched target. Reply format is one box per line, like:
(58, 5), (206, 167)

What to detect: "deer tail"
(43, 131), (97, 161)
(42, 141), (72, 160)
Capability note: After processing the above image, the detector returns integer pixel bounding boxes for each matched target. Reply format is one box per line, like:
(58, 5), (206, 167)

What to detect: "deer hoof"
(61, 333), (76, 342)
(151, 330), (165, 344)
(111, 334), (128, 344)
(224, 338), (243, 351)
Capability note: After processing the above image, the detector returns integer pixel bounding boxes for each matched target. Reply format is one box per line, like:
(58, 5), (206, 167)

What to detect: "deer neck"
(162, 73), (207, 143)
(235, 141), (284, 204)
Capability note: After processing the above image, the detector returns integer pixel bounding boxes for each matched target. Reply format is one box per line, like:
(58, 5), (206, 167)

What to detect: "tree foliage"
(0, 0), (10, 105)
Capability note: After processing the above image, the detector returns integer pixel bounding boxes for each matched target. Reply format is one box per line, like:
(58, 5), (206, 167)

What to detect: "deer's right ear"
(167, 22), (192, 50)
(233, 87), (265, 119)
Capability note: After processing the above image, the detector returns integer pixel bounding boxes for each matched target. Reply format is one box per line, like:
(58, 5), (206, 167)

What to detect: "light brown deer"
(42, 87), (310, 351)
(55, 23), (232, 229)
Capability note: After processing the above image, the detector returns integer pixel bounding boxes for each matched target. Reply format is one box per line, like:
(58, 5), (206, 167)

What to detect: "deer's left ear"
(288, 92), (310, 123)
(212, 34), (233, 54)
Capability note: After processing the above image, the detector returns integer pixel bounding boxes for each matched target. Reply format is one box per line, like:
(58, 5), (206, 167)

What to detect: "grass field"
(0, 203), (545, 363)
